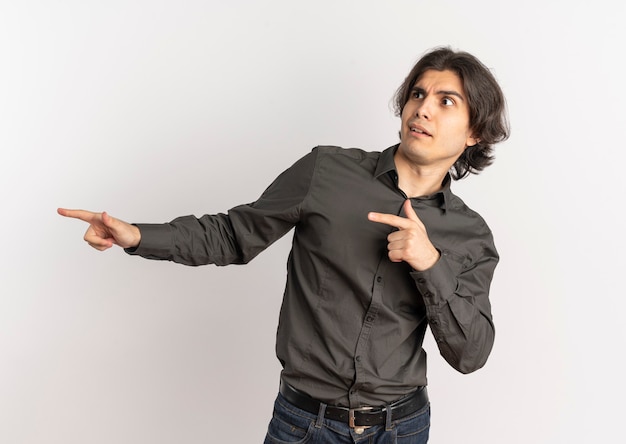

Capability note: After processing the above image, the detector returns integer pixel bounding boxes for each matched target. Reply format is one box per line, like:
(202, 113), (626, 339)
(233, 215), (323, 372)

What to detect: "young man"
(59, 47), (509, 443)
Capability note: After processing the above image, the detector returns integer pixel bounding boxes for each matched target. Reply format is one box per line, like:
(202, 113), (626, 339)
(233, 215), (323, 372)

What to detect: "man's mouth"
(409, 124), (432, 137)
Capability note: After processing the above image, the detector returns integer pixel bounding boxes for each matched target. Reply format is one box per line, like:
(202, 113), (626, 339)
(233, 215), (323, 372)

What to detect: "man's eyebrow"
(437, 90), (465, 101)
(411, 86), (465, 101)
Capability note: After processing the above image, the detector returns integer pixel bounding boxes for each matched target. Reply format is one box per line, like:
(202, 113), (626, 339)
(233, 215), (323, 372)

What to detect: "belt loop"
(315, 401), (327, 428)
(385, 403), (393, 431)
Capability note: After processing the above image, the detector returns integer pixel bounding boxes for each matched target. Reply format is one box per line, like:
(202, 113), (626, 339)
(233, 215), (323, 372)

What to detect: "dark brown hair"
(394, 47), (510, 179)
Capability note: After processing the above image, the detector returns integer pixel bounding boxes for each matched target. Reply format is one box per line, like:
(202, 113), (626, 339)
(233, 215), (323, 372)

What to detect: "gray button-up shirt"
(128, 145), (498, 408)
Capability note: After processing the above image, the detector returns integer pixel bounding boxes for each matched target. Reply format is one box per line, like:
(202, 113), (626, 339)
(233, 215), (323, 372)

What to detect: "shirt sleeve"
(125, 149), (318, 266)
(410, 239), (498, 374)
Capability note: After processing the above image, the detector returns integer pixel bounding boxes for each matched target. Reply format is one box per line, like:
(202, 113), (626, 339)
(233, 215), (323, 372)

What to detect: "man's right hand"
(57, 208), (141, 251)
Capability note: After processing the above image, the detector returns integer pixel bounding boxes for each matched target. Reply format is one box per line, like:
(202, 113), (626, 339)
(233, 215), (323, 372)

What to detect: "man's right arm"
(126, 149), (319, 266)
(58, 148), (319, 266)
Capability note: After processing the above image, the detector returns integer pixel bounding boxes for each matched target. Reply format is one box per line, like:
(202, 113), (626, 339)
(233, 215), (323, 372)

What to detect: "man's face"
(397, 69), (477, 171)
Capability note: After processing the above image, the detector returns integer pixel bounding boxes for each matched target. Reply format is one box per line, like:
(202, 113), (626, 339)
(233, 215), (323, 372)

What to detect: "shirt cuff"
(410, 251), (458, 304)
(124, 223), (173, 258)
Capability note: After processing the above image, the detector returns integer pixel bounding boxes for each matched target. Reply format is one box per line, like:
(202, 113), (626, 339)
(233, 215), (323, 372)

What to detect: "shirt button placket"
(350, 273), (383, 407)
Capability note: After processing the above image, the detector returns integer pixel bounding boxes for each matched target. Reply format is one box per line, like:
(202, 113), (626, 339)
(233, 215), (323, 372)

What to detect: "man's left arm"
(411, 246), (496, 373)
(368, 199), (496, 373)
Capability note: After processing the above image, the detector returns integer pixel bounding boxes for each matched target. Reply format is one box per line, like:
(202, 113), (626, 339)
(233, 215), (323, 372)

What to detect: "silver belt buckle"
(349, 406), (373, 434)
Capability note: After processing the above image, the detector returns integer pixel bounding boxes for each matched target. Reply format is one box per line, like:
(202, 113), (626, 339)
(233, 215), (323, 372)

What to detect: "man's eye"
(442, 97), (455, 106)
(412, 91), (424, 99)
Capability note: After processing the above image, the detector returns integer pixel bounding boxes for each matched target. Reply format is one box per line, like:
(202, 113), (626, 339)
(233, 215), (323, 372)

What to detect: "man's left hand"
(368, 199), (440, 271)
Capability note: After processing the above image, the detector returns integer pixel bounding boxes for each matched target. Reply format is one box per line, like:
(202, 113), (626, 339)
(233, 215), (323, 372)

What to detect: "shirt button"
(355, 355), (362, 362)
(366, 316), (374, 322)
(423, 291), (432, 297)
(376, 276), (383, 283)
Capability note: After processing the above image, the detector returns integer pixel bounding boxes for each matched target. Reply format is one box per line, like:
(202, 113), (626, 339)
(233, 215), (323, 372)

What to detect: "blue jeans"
(264, 393), (430, 444)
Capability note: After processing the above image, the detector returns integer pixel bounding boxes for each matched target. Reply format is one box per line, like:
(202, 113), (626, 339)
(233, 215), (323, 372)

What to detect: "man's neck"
(394, 152), (449, 198)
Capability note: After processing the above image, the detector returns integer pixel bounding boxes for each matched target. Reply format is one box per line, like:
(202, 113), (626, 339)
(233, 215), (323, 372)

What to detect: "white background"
(1, 0), (624, 442)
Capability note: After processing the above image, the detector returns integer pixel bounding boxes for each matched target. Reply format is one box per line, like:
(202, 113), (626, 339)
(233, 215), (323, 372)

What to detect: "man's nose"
(415, 99), (432, 119)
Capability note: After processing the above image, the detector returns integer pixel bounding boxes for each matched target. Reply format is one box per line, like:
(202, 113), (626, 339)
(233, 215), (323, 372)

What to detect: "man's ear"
(466, 134), (481, 147)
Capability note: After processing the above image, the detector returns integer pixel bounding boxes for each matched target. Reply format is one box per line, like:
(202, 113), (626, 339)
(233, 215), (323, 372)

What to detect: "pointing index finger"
(57, 208), (99, 223)
(367, 211), (413, 229)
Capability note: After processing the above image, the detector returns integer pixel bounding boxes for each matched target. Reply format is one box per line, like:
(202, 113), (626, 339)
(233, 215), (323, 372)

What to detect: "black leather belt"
(279, 381), (428, 428)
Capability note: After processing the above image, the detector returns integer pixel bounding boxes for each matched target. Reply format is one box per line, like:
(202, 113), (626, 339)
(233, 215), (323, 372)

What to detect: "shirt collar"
(374, 144), (452, 211)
